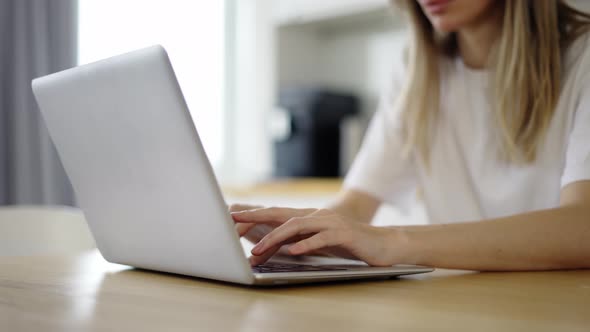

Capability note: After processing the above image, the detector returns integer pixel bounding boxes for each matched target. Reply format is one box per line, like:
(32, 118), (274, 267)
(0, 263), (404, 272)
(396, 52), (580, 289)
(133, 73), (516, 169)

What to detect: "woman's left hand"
(231, 207), (398, 267)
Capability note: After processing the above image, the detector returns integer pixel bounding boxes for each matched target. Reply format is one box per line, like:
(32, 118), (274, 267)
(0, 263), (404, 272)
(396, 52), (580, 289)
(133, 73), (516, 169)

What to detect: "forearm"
(391, 205), (590, 271)
(328, 201), (370, 224)
(327, 189), (380, 224)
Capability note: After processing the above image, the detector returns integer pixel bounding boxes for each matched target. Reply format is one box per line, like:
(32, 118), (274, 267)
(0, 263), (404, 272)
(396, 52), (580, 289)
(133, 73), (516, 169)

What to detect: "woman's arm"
(395, 180), (590, 271)
(328, 189), (381, 224)
(232, 181), (590, 270)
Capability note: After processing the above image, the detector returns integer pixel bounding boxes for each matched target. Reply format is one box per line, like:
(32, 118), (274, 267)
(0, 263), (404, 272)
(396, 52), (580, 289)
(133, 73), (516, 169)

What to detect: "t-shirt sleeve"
(561, 35), (590, 188)
(343, 72), (417, 205)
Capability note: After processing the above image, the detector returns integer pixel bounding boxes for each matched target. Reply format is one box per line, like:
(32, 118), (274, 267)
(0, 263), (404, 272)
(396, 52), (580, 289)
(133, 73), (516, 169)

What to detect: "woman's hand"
(231, 207), (398, 266)
(229, 204), (278, 247)
(229, 204), (356, 261)
(230, 203), (310, 259)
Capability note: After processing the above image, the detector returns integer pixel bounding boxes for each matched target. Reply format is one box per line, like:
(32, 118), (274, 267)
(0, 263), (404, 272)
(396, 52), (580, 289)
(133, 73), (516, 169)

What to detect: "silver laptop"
(31, 45), (433, 286)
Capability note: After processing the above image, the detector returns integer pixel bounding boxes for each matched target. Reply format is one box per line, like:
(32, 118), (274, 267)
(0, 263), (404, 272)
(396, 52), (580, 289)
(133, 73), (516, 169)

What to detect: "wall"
(220, 0), (276, 185)
(276, 10), (408, 175)
(277, 10), (406, 119)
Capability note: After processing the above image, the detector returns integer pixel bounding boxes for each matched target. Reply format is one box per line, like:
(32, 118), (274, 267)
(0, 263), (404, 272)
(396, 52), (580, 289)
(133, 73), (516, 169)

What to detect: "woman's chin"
(430, 17), (461, 33)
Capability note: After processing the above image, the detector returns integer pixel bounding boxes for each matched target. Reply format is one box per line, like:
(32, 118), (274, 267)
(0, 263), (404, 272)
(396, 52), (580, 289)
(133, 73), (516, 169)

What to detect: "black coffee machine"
(273, 87), (359, 178)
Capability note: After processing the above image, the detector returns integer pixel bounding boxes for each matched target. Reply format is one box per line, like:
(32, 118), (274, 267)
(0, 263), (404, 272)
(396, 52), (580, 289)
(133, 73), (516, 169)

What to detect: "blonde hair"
(395, 0), (590, 164)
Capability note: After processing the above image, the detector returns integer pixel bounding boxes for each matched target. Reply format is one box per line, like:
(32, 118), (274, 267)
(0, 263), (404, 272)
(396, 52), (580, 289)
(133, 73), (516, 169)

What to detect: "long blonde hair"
(396, 0), (590, 164)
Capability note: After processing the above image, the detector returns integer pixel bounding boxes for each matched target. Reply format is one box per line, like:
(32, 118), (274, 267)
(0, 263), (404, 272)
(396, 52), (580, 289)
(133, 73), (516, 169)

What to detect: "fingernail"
(251, 241), (264, 255)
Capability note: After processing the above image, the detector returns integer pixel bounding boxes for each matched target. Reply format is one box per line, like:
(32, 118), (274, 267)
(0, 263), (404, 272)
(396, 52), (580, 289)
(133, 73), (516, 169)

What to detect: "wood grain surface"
(1, 250), (589, 332)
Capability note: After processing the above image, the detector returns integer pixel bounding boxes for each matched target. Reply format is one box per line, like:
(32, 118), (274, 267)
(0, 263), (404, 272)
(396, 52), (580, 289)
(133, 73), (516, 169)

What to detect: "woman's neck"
(457, 9), (503, 69)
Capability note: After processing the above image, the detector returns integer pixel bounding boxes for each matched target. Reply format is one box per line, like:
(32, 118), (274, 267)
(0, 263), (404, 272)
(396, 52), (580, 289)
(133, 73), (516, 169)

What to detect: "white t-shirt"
(344, 33), (590, 224)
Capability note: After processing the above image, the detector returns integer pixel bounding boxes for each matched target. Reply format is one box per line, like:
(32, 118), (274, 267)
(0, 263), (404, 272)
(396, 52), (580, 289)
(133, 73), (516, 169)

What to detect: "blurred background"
(1, 0), (589, 255)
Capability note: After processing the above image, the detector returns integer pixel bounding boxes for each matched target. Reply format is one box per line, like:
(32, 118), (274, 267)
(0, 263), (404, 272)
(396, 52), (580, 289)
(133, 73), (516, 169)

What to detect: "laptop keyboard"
(252, 262), (351, 273)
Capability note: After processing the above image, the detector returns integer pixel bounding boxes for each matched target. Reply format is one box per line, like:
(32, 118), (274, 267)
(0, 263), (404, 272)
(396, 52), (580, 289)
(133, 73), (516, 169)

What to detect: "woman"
(232, 0), (590, 271)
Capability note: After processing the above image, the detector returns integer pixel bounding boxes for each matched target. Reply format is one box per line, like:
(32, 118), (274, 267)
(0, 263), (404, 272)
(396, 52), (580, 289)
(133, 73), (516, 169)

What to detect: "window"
(78, 0), (226, 165)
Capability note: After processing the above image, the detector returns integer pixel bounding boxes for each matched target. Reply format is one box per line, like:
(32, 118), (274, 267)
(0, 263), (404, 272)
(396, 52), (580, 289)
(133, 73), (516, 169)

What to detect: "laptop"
(31, 45), (433, 286)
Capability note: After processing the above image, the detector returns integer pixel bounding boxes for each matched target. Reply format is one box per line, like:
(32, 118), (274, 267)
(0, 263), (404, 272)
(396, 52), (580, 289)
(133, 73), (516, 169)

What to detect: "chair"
(0, 205), (95, 256)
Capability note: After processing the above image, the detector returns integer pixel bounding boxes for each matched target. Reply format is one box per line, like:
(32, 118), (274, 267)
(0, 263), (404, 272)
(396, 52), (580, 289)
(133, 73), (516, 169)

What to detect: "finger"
(228, 204), (263, 213)
(235, 223), (256, 237)
(250, 234), (313, 266)
(244, 224), (275, 242)
(249, 237), (307, 266)
(288, 231), (341, 255)
(231, 207), (316, 224)
(249, 245), (281, 266)
(252, 216), (332, 255)
(244, 225), (277, 244)
(277, 244), (294, 256)
(309, 208), (334, 217)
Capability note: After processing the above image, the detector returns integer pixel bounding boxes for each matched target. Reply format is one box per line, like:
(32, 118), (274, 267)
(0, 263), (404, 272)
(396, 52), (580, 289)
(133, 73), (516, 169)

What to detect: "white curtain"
(0, 0), (77, 206)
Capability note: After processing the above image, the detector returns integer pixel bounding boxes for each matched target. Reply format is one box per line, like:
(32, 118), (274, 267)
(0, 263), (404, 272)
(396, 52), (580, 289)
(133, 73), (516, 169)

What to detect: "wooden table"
(1, 251), (589, 331)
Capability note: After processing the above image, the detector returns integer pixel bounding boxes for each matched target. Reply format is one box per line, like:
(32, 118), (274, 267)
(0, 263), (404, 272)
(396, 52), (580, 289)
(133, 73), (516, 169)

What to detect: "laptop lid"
(32, 45), (254, 284)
